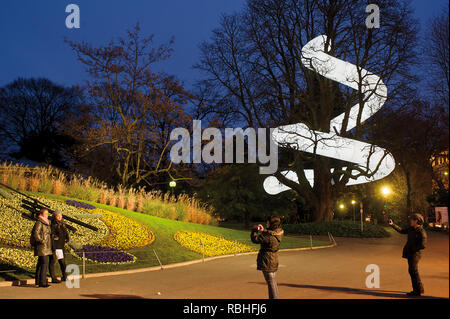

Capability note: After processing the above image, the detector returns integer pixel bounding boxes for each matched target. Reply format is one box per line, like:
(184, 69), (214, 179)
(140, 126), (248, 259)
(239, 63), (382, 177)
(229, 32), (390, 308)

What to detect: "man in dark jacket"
(49, 211), (70, 283)
(389, 213), (427, 297)
(251, 216), (284, 299)
(31, 209), (53, 288)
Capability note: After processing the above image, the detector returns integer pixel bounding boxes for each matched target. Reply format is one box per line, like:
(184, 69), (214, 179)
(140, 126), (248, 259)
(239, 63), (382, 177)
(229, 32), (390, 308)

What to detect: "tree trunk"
(312, 177), (334, 222)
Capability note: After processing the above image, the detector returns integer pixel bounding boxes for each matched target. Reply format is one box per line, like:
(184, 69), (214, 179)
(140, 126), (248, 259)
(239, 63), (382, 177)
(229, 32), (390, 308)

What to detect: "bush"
(284, 221), (390, 238)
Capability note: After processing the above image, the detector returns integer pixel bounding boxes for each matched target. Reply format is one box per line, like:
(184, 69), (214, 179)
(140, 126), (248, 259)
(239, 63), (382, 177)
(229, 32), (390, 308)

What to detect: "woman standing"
(250, 215), (284, 299)
(31, 209), (53, 288)
(49, 211), (70, 282)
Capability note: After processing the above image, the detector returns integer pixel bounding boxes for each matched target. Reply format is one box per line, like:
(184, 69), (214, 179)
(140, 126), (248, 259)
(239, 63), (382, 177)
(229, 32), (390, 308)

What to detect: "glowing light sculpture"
(264, 35), (395, 195)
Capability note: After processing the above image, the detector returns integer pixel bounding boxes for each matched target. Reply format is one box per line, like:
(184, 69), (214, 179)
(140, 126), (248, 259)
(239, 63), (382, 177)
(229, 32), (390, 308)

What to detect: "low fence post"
(234, 240), (237, 256)
(201, 241), (205, 263)
(310, 234), (313, 249)
(82, 251), (86, 279)
(153, 249), (163, 270)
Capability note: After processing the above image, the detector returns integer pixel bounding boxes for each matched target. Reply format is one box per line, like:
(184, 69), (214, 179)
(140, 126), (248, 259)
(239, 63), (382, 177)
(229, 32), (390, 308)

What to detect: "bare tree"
(425, 4), (449, 109)
(66, 24), (193, 187)
(195, 0), (418, 221)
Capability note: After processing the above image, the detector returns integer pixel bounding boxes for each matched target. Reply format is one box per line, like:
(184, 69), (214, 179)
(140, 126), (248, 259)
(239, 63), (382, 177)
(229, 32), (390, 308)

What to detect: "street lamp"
(351, 200), (357, 223)
(169, 180), (176, 196)
(381, 185), (391, 197)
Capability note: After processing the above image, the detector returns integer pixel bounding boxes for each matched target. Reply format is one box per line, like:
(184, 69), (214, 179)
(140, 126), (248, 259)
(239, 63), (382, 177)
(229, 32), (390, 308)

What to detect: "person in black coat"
(251, 216), (284, 299)
(389, 213), (427, 297)
(49, 211), (70, 282)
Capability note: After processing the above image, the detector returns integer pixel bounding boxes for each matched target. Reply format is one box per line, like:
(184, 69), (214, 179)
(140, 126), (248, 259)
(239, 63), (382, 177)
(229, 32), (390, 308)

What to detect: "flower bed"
(0, 247), (36, 269)
(65, 200), (96, 210)
(73, 245), (136, 264)
(34, 197), (109, 247)
(0, 196), (39, 247)
(96, 209), (155, 250)
(0, 193), (109, 248)
(173, 231), (256, 256)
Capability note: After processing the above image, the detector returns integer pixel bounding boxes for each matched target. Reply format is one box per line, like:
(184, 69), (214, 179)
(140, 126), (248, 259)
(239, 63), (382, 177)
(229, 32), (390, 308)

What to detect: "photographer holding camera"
(251, 215), (284, 299)
(388, 213), (427, 297)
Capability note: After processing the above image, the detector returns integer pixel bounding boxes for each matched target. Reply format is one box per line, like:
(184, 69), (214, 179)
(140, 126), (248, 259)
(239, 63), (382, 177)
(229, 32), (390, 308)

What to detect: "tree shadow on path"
(80, 294), (146, 299)
(250, 282), (443, 299)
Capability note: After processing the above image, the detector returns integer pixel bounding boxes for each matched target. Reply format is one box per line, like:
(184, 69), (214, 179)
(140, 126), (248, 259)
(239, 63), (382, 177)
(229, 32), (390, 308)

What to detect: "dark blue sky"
(0, 0), (447, 89)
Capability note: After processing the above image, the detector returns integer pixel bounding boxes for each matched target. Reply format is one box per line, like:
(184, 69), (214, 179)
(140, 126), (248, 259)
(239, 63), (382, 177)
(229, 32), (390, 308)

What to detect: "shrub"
(38, 179), (53, 194)
(283, 221), (390, 238)
(29, 177), (40, 192)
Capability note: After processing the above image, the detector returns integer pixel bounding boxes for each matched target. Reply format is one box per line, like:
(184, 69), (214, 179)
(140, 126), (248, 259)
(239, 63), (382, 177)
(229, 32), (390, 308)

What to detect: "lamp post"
(381, 185), (391, 223)
(169, 180), (176, 196)
(360, 202), (364, 232)
(351, 200), (356, 223)
(339, 203), (345, 220)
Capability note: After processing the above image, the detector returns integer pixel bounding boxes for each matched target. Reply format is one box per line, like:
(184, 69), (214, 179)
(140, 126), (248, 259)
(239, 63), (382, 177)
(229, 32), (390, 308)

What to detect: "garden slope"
(0, 192), (329, 281)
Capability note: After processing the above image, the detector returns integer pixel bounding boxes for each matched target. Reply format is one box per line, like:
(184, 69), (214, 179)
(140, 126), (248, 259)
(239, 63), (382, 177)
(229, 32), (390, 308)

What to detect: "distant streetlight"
(381, 185), (392, 223)
(381, 185), (391, 197)
(339, 203), (345, 209)
(444, 171), (449, 176)
(169, 180), (176, 195)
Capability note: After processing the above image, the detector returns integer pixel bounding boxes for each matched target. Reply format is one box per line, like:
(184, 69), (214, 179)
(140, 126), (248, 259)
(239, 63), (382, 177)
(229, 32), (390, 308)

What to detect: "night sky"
(0, 0), (448, 89)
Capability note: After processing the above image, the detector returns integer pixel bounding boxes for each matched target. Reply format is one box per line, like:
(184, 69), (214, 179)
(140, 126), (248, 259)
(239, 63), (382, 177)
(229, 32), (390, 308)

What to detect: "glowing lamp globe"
(381, 186), (391, 197)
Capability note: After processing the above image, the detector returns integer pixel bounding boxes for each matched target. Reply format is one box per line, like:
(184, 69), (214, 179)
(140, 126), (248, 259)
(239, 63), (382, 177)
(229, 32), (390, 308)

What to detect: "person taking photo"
(251, 215), (284, 299)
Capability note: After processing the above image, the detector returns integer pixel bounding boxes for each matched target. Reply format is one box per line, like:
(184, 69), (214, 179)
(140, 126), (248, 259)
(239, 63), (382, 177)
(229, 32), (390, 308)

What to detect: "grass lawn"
(1, 192), (330, 281)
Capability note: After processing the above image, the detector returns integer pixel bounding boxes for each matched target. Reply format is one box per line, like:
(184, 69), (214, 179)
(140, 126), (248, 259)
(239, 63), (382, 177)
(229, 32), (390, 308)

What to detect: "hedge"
(284, 221), (390, 238)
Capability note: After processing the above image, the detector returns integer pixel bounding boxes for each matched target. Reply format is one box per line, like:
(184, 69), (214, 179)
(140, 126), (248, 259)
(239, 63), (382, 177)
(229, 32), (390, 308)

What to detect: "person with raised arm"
(251, 215), (284, 299)
(389, 214), (427, 297)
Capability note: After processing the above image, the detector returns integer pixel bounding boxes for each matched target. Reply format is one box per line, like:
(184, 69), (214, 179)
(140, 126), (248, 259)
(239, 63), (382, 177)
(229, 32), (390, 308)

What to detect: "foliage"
(284, 221), (390, 238)
(198, 164), (295, 225)
(0, 163), (216, 225)
(173, 231), (256, 256)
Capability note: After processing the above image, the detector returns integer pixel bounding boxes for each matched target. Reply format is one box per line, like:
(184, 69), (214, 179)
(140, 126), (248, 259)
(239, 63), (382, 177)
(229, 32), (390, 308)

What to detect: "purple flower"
(76, 245), (135, 263)
(65, 200), (96, 210)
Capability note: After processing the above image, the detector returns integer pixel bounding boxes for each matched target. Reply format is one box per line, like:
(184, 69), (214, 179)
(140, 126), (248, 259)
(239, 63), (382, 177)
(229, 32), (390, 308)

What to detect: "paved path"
(0, 231), (448, 299)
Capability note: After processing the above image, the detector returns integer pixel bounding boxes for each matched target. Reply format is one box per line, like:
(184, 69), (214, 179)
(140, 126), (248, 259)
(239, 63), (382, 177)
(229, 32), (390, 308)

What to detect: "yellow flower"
(96, 209), (155, 249)
(0, 247), (36, 269)
(174, 231), (256, 256)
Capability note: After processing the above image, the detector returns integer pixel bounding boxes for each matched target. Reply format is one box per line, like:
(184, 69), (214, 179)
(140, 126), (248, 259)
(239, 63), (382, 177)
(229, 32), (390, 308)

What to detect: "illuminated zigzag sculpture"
(263, 35), (395, 195)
